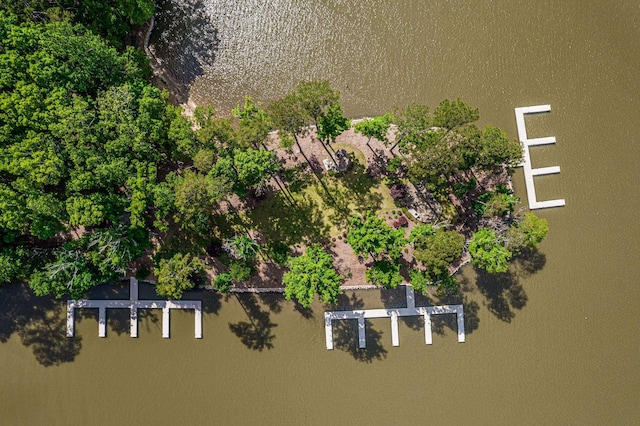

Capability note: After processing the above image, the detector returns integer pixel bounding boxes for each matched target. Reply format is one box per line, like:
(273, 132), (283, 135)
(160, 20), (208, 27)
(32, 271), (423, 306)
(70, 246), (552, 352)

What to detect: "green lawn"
(213, 145), (396, 247)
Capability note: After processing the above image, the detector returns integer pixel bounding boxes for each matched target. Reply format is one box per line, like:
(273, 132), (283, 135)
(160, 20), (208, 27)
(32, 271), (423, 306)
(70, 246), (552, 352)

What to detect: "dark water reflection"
(0, 284), (81, 367)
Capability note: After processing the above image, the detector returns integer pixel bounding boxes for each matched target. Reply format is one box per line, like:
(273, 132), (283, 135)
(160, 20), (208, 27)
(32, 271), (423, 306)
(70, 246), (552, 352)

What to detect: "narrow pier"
(66, 277), (202, 339)
(514, 105), (565, 209)
(324, 285), (465, 350)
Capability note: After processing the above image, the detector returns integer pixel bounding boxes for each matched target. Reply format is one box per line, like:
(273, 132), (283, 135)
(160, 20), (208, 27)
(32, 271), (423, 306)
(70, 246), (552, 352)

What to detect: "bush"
(308, 154), (322, 172)
(393, 215), (408, 228)
(389, 184), (406, 200)
(229, 260), (254, 282)
(214, 272), (233, 293)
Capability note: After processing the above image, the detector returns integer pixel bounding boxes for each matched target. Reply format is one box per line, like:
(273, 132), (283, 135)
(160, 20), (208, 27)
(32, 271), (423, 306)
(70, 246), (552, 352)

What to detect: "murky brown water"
(2, 1), (640, 424)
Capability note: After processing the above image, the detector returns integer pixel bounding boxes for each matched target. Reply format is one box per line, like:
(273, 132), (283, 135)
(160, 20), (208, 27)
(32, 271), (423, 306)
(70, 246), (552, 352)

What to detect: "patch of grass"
(213, 146), (397, 251)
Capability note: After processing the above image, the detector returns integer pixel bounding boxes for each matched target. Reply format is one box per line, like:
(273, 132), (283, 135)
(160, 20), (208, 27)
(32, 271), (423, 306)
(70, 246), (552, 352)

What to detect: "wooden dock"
(66, 277), (202, 339)
(515, 104), (566, 209)
(324, 285), (465, 350)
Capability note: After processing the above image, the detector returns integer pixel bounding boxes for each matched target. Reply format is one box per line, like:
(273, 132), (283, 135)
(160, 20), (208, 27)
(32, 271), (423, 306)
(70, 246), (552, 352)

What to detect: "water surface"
(2, 1), (640, 424)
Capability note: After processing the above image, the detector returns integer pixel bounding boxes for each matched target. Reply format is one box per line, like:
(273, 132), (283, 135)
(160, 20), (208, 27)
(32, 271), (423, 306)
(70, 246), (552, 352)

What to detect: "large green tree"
(1, 0), (155, 48)
(317, 103), (350, 145)
(468, 228), (512, 273)
(295, 80), (339, 128)
(354, 113), (394, 147)
(505, 212), (549, 253)
(413, 229), (465, 278)
(155, 253), (205, 299)
(432, 98), (479, 130)
(267, 93), (308, 150)
(283, 244), (344, 308)
(232, 96), (271, 149)
(0, 15), (187, 296)
(347, 212), (406, 260)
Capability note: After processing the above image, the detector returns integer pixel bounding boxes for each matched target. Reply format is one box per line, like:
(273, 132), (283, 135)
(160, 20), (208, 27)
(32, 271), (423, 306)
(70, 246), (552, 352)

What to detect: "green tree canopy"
(468, 228), (512, 273)
(346, 212), (406, 260)
(317, 103), (350, 144)
(233, 148), (282, 190)
(476, 125), (523, 171)
(366, 259), (403, 289)
(228, 234), (260, 260)
(232, 96), (271, 148)
(432, 98), (479, 130)
(354, 113), (394, 145)
(394, 104), (432, 153)
(413, 229), (464, 278)
(295, 80), (339, 127)
(505, 212), (549, 253)
(155, 253), (205, 299)
(283, 244), (344, 308)
(0, 15), (195, 296)
(267, 92), (307, 148)
(2, 0), (155, 48)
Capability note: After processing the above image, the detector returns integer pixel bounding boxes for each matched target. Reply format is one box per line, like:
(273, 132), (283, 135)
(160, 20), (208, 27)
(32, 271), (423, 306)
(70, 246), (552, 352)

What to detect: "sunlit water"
(2, 1), (640, 424)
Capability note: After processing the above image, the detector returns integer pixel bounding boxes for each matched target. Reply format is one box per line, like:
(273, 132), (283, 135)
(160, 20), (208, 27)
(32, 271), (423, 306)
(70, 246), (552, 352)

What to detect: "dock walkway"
(66, 277), (202, 338)
(515, 105), (565, 209)
(324, 285), (465, 350)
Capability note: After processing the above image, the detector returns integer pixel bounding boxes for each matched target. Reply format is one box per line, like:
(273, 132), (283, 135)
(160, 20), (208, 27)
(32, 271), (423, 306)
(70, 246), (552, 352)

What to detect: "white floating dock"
(66, 277), (202, 339)
(324, 285), (465, 350)
(515, 105), (565, 209)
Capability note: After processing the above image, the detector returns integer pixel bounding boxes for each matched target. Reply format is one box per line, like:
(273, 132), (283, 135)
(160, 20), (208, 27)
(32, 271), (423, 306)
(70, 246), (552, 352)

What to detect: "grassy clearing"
(213, 146), (396, 247)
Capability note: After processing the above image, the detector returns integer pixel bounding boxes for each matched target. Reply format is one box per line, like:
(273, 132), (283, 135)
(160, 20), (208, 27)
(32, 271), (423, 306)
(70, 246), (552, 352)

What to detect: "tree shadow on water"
(229, 294), (277, 351)
(149, 0), (220, 101)
(0, 284), (81, 367)
(330, 293), (387, 363)
(474, 248), (546, 322)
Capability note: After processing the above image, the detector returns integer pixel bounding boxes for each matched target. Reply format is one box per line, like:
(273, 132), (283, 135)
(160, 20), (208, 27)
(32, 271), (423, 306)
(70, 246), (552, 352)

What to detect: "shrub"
(308, 154), (322, 172)
(389, 184), (406, 200)
(229, 260), (254, 282)
(214, 272), (233, 293)
(393, 215), (408, 228)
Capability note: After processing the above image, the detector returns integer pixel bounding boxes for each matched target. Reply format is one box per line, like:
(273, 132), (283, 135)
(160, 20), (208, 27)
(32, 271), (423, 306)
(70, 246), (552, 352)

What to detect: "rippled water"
(2, 1), (640, 424)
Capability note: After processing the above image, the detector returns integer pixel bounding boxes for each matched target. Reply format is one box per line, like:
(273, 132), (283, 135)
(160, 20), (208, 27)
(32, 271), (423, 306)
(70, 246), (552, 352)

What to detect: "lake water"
(2, 1), (640, 424)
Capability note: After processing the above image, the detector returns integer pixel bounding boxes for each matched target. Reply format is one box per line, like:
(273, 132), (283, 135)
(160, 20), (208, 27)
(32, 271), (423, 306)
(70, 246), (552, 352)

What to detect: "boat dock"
(324, 285), (465, 350)
(515, 104), (565, 209)
(66, 277), (202, 338)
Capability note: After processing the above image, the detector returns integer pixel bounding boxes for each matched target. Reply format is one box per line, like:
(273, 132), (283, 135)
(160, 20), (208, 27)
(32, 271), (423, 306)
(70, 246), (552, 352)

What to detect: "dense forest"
(0, 3), (548, 307)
